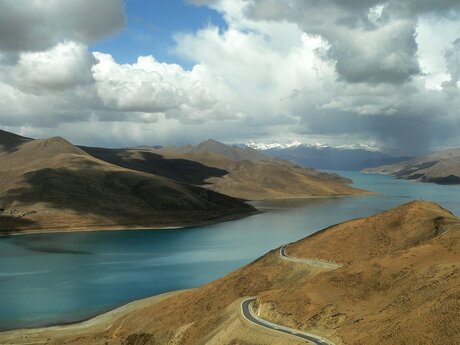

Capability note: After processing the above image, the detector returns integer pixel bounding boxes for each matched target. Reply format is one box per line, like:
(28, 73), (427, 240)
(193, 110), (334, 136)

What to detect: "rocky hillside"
(364, 148), (460, 184)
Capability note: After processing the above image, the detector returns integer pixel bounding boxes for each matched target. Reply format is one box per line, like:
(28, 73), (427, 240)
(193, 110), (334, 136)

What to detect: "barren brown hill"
(83, 140), (370, 200)
(80, 145), (228, 185)
(3, 200), (458, 344)
(157, 144), (370, 200)
(0, 129), (32, 152)
(162, 138), (267, 161)
(0, 131), (256, 234)
(364, 148), (460, 184)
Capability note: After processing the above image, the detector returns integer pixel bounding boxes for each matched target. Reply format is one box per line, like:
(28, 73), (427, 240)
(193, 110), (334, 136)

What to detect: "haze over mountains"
(364, 148), (460, 185)
(3, 200), (458, 345)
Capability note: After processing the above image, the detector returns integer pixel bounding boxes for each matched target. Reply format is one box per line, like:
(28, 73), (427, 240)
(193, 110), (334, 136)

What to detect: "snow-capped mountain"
(246, 141), (381, 152)
(246, 140), (302, 150)
(244, 141), (411, 171)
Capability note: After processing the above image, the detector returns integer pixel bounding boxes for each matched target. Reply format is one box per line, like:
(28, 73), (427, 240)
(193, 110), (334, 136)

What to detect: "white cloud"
(92, 53), (227, 122)
(0, 0), (459, 154)
(416, 16), (460, 90)
(5, 41), (95, 94)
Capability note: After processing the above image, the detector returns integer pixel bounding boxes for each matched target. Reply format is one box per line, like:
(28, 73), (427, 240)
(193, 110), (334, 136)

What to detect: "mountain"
(0, 130), (256, 234)
(164, 139), (267, 161)
(86, 139), (371, 200)
(364, 148), (460, 184)
(250, 144), (411, 171)
(0, 129), (32, 152)
(80, 145), (228, 185)
(6, 201), (459, 344)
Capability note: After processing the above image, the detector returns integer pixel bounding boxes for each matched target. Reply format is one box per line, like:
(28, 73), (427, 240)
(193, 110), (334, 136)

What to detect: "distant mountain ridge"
(82, 139), (370, 201)
(163, 139), (267, 161)
(152, 139), (371, 200)
(246, 143), (412, 171)
(364, 148), (460, 184)
(246, 140), (380, 152)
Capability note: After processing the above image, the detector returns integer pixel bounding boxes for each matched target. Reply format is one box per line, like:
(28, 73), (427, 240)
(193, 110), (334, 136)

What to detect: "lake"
(1, 172), (459, 331)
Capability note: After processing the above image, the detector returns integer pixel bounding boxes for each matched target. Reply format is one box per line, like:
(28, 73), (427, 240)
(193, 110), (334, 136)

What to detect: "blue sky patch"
(90, 0), (226, 69)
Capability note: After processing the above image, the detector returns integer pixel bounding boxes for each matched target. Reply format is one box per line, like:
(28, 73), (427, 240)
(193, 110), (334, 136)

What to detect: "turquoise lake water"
(0, 172), (459, 331)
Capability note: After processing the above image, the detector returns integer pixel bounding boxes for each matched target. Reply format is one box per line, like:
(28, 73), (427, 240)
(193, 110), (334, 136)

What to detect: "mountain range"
(246, 142), (411, 171)
(0, 130), (367, 234)
(0, 130), (256, 234)
(82, 138), (369, 201)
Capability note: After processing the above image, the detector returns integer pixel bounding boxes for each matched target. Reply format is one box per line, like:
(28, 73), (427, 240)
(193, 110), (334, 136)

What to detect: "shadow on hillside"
(80, 147), (228, 185)
(0, 216), (38, 235)
(1, 167), (253, 226)
(0, 130), (32, 154)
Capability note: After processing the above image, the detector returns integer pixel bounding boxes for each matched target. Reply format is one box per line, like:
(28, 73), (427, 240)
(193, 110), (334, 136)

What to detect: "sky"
(0, 0), (459, 154)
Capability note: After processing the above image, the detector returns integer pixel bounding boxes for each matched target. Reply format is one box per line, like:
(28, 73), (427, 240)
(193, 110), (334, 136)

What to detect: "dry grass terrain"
(364, 148), (460, 184)
(83, 139), (370, 200)
(0, 130), (256, 234)
(3, 200), (458, 344)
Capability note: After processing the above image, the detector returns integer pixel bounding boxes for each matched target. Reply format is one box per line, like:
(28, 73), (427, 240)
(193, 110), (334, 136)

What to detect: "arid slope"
(0, 130), (256, 234)
(364, 148), (460, 184)
(159, 143), (371, 200)
(84, 139), (370, 200)
(3, 200), (458, 344)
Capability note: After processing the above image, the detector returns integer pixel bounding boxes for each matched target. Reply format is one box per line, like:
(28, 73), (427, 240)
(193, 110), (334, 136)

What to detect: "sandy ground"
(0, 294), (309, 345)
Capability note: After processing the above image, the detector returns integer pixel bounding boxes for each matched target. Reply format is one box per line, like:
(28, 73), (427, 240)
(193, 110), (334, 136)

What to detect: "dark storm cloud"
(292, 89), (459, 155)
(245, 0), (460, 85)
(0, 0), (125, 53)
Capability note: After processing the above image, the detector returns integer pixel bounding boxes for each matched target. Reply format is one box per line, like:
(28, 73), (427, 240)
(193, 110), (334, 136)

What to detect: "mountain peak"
(197, 138), (227, 148)
(288, 200), (458, 264)
(194, 139), (267, 161)
(246, 140), (303, 150)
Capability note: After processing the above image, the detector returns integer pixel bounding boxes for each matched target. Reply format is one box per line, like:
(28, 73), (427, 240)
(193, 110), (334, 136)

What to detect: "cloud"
(0, 0), (459, 154)
(0, 41), (236, 129)
(443, 38), (460, 89)
(244, 0), (426, 84)
(92, 53), (227, 122)
(174, 0), (460, 154)
(5, 41), (95, 94)
(0, 0), (125, 53)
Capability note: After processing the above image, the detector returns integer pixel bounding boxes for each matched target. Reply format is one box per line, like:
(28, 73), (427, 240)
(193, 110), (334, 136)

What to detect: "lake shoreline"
(0, 193), (375, 237)
(0, 289), (190, 337)
(0, 209), (262, 237)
